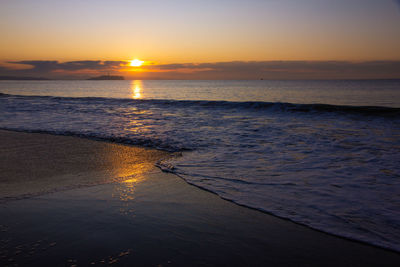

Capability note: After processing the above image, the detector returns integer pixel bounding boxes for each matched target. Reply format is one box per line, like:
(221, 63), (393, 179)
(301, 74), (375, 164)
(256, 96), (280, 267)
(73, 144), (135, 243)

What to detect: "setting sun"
(129, 59), (144, 67)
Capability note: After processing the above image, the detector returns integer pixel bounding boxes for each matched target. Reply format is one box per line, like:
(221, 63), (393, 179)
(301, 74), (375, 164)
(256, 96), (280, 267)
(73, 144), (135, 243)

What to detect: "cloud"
(142, 61), (400, 79)
(0, 60), (127, 78)
(1, 60), (400, 80)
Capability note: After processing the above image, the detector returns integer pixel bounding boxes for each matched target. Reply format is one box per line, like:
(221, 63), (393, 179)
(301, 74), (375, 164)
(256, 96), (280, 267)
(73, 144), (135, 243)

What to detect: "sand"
(0, 130), (169, 200)
(0, 130), (399, 266)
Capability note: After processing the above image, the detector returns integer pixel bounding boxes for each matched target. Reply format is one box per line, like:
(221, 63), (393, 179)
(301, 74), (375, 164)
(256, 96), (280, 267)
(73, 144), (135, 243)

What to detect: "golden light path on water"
(131, 80), (142, 99)
(108, 145), (166, 214)
(111, 151), (160, 215)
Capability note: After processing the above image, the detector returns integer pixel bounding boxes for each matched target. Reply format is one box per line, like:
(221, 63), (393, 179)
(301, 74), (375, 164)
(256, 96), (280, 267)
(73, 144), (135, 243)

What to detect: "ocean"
(1, 79), (399, 251)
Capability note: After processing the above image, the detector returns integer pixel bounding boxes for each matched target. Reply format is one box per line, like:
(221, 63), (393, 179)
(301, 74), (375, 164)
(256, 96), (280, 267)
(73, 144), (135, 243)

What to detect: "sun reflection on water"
(131, 80), (142, 99)
(99, 143), (169, 215)
(113, 174), (146, 202)
(110, 161), (154, 201)
(112, 171), (149, 216)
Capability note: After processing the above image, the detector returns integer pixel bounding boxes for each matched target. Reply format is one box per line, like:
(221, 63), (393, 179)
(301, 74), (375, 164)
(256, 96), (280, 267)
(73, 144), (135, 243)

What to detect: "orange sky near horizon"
(2, 0), (400, 62)
(1, 0), (400, 79)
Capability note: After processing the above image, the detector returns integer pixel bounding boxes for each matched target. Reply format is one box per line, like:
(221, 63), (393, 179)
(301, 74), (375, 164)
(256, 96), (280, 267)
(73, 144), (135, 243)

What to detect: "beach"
(2, 0), (400, 264)
(1, 129), (399, 266)
(2, 80), (400, 250)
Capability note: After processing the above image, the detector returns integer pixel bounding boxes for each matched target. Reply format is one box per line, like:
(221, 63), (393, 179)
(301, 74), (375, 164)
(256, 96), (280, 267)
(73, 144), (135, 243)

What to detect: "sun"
(129, 59), (144, 67)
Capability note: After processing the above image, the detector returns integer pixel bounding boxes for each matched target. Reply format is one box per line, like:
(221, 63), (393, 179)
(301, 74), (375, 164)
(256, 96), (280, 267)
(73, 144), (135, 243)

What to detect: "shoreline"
(1, 129), (399, 266)
(177, 172), (400, 255)
(0, 129), (170, 201)
(15, 127), (393, 254)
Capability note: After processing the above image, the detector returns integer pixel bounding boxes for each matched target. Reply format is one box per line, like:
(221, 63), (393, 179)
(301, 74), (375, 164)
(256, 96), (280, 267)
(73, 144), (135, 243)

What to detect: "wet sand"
(0, 130), (169, 200)
(0, 130), (399, 266)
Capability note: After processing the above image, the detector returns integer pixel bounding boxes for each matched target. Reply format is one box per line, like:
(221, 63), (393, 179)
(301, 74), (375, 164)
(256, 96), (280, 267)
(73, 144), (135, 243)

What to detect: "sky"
(1, 0), (400, 79)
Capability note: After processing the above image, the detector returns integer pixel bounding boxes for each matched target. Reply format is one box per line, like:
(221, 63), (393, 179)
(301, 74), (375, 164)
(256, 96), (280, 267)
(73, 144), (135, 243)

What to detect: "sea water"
(1, 79), (399, 251)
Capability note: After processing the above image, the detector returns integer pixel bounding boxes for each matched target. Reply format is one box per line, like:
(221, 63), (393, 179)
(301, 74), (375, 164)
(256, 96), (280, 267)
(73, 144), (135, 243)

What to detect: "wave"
(2, 92), (399, 117)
